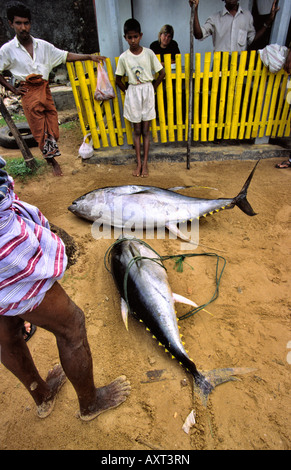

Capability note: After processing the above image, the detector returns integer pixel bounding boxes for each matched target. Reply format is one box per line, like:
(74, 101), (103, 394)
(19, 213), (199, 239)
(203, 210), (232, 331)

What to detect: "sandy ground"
(0, 122), (290, 451)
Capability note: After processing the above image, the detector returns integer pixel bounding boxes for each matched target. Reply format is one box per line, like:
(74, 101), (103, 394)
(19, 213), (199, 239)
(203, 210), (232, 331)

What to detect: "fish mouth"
(68, 203), (77, 213)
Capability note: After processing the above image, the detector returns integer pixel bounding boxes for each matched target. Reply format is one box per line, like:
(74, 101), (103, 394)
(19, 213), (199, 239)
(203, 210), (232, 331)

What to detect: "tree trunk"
(0, 97), (37, 170)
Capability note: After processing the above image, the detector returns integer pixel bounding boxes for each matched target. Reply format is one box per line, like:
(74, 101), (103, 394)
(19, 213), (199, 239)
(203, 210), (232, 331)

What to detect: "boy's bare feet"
(37, 364), (67, 418)
(132, 165), (141, 177)
(77, 375), (131, 422)
(141, 164), (149, 178)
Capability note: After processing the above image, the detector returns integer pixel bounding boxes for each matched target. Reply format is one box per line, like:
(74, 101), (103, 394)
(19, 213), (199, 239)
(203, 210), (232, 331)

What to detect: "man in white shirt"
(0, 3), (105, 176)
(189, 0), (279, 53)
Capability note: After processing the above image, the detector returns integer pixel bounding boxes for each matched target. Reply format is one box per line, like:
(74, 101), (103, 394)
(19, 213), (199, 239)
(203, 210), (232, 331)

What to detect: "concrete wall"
(132, 0), (255, 59)
(95, 0), (290, 66)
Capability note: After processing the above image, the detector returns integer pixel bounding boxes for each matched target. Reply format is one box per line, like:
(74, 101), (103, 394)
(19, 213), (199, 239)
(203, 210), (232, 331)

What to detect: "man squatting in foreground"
(0, 3), (106, 177)
(0, 156), (130, 420)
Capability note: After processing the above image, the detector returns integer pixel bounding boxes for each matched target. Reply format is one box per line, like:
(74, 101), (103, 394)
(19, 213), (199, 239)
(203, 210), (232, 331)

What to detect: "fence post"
(187, 4), (195, 169)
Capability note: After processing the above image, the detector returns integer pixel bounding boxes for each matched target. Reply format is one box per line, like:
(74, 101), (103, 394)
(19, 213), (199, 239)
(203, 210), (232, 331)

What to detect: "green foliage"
(0, 114), (27, 128)
(5, 157), (47, 181)
(59, 121), (78, 130)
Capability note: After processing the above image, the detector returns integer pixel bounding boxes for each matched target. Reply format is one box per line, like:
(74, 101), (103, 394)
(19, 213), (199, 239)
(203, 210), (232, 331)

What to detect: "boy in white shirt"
(116, 19), (165, 178)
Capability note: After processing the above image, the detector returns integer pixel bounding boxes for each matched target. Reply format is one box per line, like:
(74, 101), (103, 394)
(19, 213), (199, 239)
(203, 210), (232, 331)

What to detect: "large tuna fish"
(108, 237), (253, 403)
(68, 161), (259, 242)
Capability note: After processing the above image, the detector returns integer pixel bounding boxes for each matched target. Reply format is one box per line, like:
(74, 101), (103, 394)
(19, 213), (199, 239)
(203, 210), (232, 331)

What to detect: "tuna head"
(68, 190), (111, 223)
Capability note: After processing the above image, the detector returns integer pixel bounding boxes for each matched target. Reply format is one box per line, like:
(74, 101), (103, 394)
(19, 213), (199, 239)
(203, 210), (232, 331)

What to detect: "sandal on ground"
(275, 160), (291, 169)
(22, 323), (37, 342)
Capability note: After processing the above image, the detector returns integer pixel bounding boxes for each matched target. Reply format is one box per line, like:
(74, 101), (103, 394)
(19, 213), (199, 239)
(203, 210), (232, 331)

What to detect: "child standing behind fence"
(115, 19), (165, 177)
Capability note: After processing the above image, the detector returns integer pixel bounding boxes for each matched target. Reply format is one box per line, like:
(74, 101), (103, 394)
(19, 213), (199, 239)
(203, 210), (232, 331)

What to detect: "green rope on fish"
(103, 237), (163, 273)
(104, 237), (167, 316)
(166, 252), (226, 320)
(104, 237), (226, 321)
(173, 255), (194, 273)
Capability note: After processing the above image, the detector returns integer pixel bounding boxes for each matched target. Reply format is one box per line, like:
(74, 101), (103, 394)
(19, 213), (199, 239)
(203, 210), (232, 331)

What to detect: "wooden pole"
(187, 5), (195, 170)
(0, 97), (37, 170)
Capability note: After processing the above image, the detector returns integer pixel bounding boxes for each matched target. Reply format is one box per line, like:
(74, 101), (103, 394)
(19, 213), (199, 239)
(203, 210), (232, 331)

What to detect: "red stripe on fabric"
(0, 295), (43, 315)
(34, 223), (43, 242)
(0, 245), (43, 289)
(51, 232), (65, 277)
(0, 300), (20, 315)
(37, 209), (47, 227)
(0, 216), (29, 261)
(22, 278), (47, 300)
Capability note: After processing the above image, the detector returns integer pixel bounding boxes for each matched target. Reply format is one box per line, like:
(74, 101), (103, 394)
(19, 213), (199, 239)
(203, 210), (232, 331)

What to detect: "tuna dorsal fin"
(172, 293), (198, 308)
(121, 297), (129, 330)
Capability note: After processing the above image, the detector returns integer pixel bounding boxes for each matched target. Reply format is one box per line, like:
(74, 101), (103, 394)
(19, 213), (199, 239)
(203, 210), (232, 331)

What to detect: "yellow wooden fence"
(67, 50), (291, 150)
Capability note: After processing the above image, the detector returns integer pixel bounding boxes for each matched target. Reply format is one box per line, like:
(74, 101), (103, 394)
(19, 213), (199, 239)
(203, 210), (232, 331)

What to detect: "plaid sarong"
(0, 178), (67, 316)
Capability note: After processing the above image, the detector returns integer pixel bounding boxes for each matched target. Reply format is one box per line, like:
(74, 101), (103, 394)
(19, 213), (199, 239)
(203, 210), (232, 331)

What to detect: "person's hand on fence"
(91, 55), (107, 64)
(266, 0), (280, 27)
(189, 0), (199, 7)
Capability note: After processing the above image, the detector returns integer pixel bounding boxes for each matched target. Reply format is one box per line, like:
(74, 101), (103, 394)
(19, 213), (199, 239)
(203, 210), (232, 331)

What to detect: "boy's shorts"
(124, 82), (156, 123)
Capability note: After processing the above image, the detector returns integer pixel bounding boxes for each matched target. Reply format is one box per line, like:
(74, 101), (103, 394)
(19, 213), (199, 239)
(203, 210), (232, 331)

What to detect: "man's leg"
(42, 85), (63, 177)
(0, 314), (66, 417)
(15, 282), (129, 420)
(21, 83), (63, 177)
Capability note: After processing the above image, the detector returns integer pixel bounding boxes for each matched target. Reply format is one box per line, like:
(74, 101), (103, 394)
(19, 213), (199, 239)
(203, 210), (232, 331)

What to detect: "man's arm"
(152, 68), (166, 91)
(0, 51), (107, 95)
(251, 0), (279, 46)
(66, 52), (106, 63)
(0, 73), (27, 95)
(189, 0), (203, 40)
(115, 75), (127, 93)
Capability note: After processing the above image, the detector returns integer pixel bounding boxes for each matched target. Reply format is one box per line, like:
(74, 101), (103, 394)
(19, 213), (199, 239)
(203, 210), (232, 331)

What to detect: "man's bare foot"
(47, 158), (63, 176)
(37, 364), (67, 418)
(77, 375), (131, 422)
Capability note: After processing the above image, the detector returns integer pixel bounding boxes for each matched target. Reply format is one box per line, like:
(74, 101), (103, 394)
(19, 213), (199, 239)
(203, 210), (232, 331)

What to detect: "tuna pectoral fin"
(194, 367), (256, 406)
(121, 297), (129, 330)
(166, 222), (198, 245)
(173, 293), (198, 308)
(232, 160), (260, 216)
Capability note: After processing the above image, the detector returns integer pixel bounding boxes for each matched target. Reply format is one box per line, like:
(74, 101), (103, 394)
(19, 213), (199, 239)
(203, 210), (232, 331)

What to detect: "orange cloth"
(21, 75), (59, 151)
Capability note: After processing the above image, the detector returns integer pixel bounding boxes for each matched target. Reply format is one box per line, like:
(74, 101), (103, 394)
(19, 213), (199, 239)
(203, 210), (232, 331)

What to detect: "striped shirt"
(0, 180), (67, 316)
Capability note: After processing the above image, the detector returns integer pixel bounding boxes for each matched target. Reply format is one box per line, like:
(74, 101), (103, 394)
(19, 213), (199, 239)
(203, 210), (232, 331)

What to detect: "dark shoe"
(22, 323), (37, 342)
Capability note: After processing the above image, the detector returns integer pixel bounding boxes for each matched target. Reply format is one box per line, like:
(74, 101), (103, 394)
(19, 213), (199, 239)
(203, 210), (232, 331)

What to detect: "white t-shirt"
(0, 36), (68, 81)
(115, 47), (163, 85)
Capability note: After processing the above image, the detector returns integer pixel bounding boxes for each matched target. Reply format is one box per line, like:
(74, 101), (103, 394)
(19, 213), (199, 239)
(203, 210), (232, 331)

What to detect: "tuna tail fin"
(193, 367), (256, 406)
(232, 160), (260, 216)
